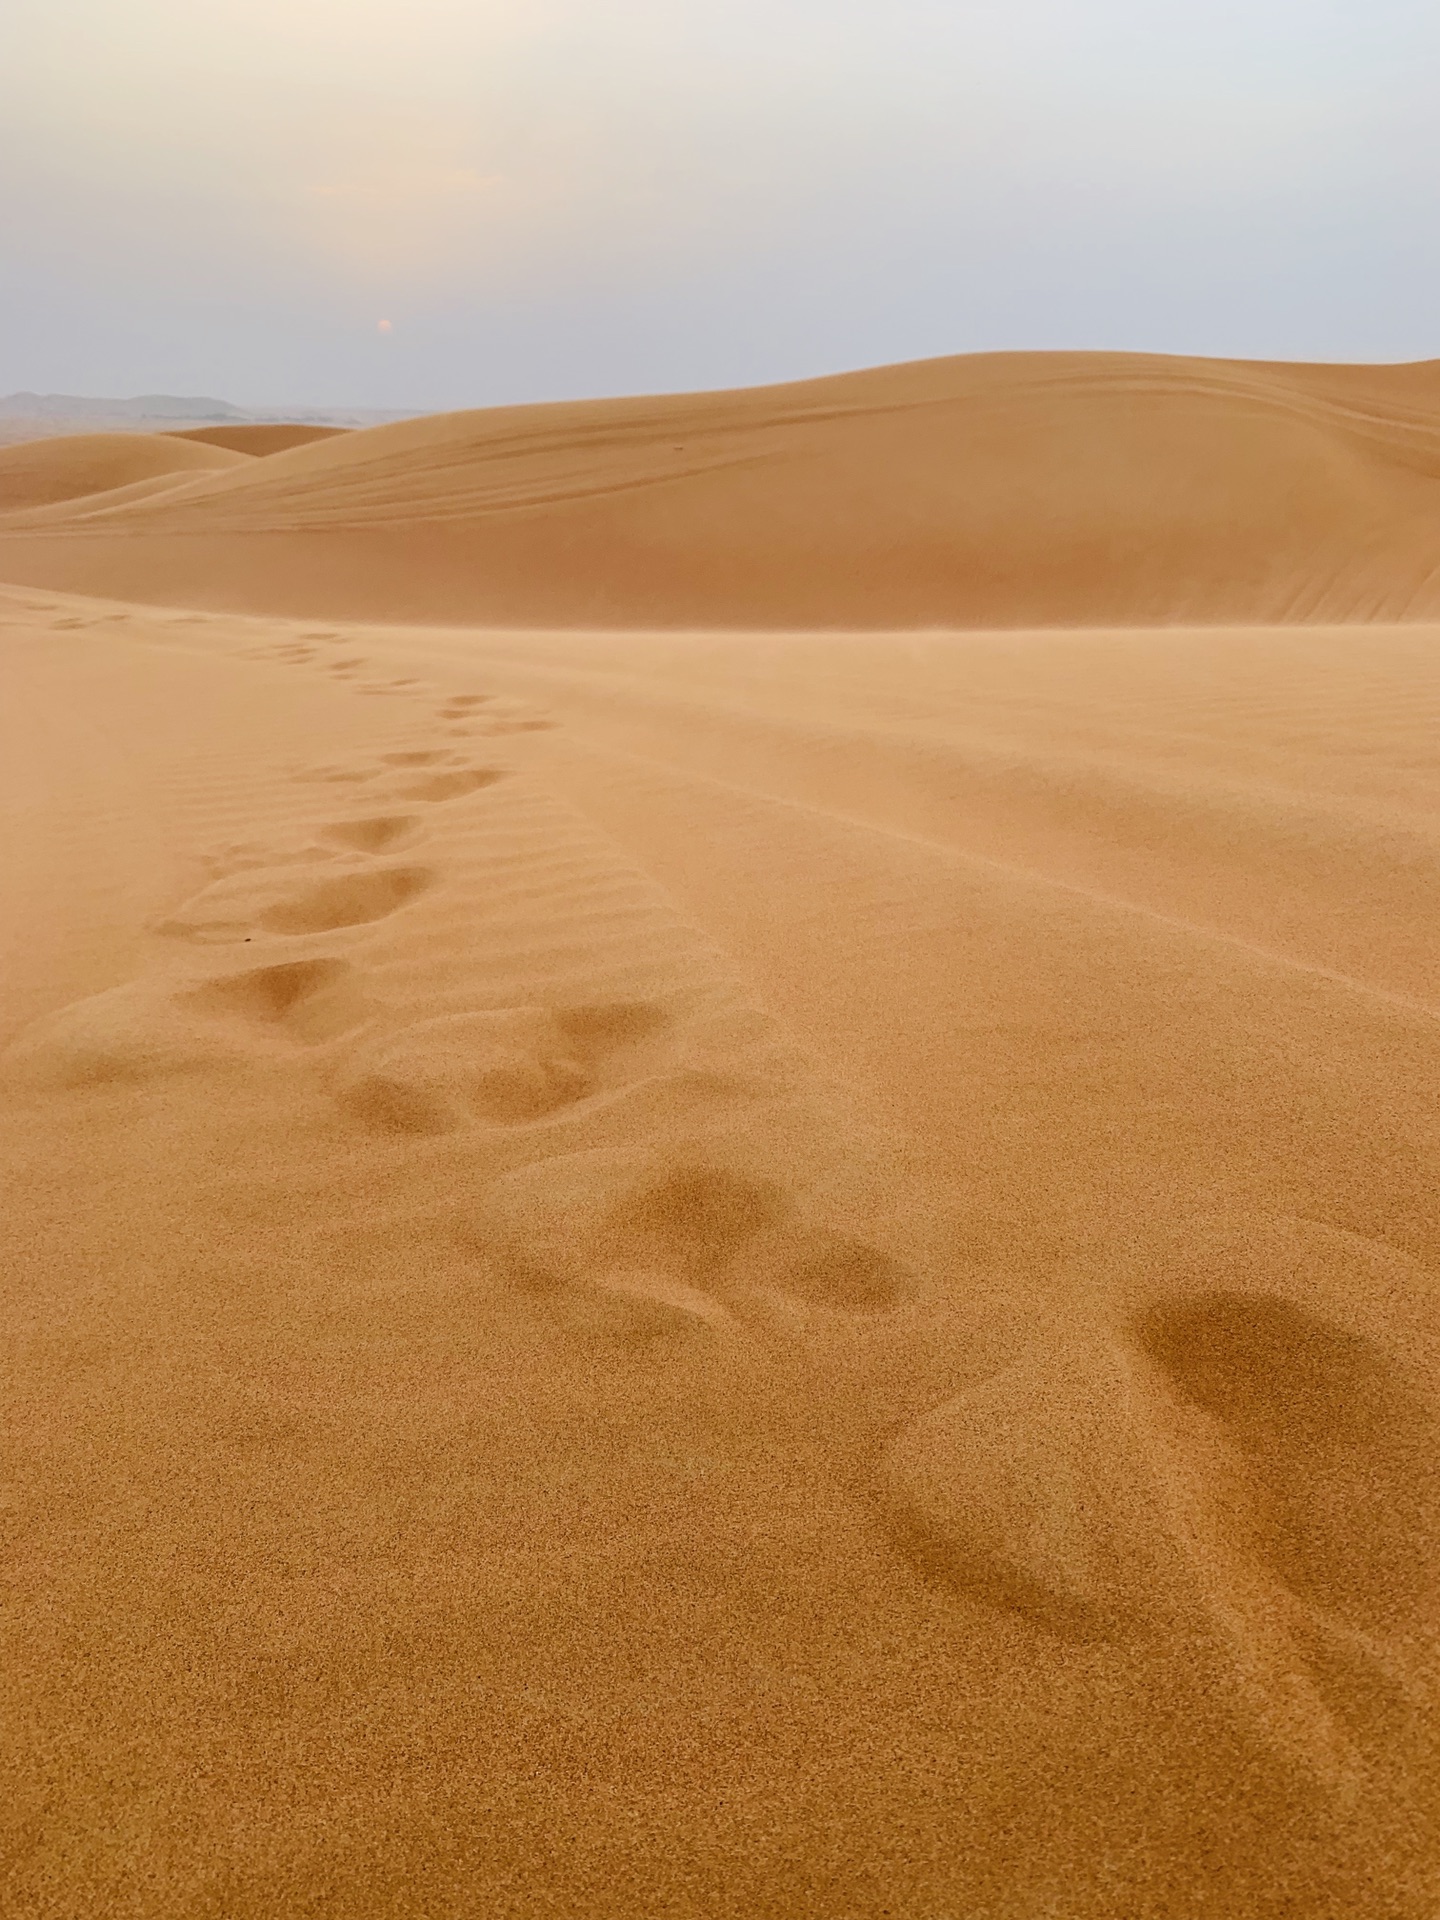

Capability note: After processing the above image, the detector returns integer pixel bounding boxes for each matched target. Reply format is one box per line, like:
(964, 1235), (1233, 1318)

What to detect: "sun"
(377, 319), (393, 335)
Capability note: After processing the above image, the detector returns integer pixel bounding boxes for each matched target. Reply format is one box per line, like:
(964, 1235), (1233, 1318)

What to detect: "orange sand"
(1, 353), (1437, 1918)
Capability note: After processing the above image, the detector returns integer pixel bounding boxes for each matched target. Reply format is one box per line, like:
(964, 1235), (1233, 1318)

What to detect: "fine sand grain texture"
(2, 355), (1439, 1918)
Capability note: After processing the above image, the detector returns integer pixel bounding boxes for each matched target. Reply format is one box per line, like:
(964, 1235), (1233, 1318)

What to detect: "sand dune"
(0, 430), (251, 513)
(167, 423), (351, 455)
(2, 351), (1440, 625)
(2, 354), (1439, 1918)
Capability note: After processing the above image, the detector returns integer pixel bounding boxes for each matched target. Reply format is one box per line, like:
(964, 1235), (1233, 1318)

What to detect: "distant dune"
(0, 431), (250, 512)
(2, 350), (1439, 626)
(166, 423), (350, 455)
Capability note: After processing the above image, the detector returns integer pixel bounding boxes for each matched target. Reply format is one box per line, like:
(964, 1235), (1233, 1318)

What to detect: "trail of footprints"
(1, 706), (918, 1350)
(5, 609), (1436, 1772)
(238, 623), (559, 733)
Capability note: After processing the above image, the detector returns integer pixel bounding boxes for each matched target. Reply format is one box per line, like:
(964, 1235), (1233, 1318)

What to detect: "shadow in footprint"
(337, 998), (678, 1138)
(397, 768), (505, 802)
(160, 862), (432, 943)
(880, 1275), (1440, 1674)
(1135, 1292), (1440, 1635)
(260, 866), (430, 935)
(613, 1165), (907, 1315)
(3, 958), (366, 1090)
(616, 1167), (793, 1272)
(775, 1230), (907, 1311)
(338, 1007), (590, 1135)
(555, 1002), (670, 1055)
(178, 958), (365, 1043)
(322, 815), (419, 853)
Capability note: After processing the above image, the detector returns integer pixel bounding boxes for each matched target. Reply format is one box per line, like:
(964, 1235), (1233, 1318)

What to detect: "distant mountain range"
(0, 392), (412, 442)
(1, 392), (252, 421)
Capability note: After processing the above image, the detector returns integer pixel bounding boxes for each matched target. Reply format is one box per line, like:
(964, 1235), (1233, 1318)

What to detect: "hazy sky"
(3, 0), (1436, 408)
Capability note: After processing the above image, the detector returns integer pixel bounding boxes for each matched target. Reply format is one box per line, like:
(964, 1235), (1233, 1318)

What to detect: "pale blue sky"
(2, 0), (1436, 407)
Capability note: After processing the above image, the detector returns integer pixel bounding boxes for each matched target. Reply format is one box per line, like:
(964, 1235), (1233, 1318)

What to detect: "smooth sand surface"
(2, 355), (1439, 1917)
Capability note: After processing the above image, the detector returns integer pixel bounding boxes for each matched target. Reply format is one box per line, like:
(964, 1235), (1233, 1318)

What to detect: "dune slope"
(2, 352), (1440, 625)
(0, 431), (250, 512)
(1, 588), (1438, 1917)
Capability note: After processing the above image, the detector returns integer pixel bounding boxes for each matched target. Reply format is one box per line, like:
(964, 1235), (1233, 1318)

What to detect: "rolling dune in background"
(2, 353), (1438, 1919)
(1, 351), (1440, 627)
(0, 431), (252, 513)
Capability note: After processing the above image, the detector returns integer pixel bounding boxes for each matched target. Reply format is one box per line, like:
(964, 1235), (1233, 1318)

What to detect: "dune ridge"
(3, 351), (1440, 627)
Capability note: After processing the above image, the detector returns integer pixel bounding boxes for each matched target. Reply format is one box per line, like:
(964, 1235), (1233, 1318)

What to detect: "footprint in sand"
(157, 861), (431, 942)
(609, 1166), (907, 1311)
(1, 958), (367, 1092)
(176, 957), (366, 1042)
(336, 1000), (672, 1137)
(482, 1145), (911, 1351)
(395, 768), (506, 802)
(338, 1009), (588, 1134)
(879, 1212), (1440, 1749)
(1134, 1287), (1440, 1641)
(320, 814), (420, 853)
(200, 828), (412, 878)
(436, 694), (557, 734)
(371, 753), (508, 801)
(199, 839), (300, 880)
(879, 1339), (1186, 1642)
(294, 758), (504, 797)
(293, 765), (381, 785)
(240, 641), (315, 662)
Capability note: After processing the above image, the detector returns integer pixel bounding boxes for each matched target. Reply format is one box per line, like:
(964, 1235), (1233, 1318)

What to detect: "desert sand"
(1, 351), (1438, 1918)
